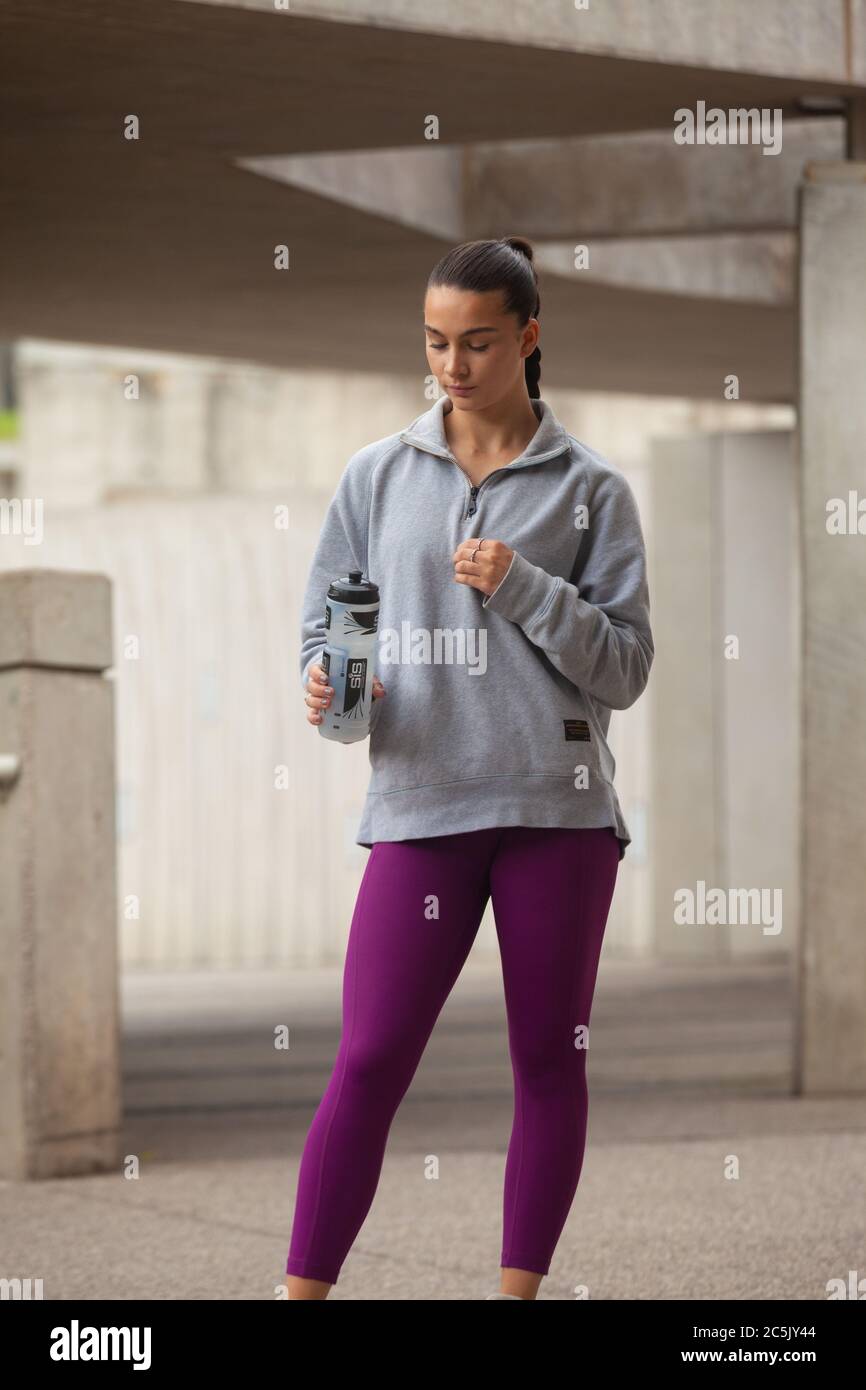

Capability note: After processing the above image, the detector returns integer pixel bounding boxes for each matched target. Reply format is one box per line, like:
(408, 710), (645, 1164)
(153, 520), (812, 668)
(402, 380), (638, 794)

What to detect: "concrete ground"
(3, 958), (864, 1301)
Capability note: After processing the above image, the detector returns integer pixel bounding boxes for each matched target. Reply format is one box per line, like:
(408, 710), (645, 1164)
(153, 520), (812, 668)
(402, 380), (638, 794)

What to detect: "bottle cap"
(327, 570), (380, 604)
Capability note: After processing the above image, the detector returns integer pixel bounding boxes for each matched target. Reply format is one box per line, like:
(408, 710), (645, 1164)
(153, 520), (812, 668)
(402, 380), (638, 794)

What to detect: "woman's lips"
(447, 385), (475, 394)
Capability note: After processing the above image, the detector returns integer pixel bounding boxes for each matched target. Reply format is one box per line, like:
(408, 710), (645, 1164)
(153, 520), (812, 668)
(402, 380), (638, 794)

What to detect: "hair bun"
(502, 235), (534, 264)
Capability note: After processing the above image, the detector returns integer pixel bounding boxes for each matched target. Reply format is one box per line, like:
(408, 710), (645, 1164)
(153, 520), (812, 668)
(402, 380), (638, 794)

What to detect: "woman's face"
(423, 285), (538, 411)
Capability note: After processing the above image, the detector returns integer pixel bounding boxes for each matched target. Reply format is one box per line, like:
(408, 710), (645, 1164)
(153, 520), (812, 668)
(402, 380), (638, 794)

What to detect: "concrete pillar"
(0, 569), (119, 1177)
(797, 162), (866, 1092)
(649, 431), (798, 964)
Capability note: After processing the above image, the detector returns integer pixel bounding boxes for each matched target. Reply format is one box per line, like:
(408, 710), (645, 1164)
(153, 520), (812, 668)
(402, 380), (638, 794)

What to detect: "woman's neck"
(443, 388), (540, 464)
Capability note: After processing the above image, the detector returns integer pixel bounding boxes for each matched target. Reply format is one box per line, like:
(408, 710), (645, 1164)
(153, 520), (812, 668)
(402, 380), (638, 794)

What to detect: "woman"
(284, 236), (654, 1300)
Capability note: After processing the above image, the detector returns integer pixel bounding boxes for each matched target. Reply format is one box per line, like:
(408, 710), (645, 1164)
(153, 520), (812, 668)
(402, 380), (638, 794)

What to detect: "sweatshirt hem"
(356, 772), (630, 861)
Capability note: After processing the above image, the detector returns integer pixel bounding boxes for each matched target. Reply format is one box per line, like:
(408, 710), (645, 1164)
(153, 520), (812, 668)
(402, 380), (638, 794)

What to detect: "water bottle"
(318, 570), (380, 743)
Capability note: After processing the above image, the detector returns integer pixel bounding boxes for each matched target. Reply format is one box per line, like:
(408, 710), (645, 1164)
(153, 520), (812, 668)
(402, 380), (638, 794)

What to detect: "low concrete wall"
(0, 569), (120, 1178)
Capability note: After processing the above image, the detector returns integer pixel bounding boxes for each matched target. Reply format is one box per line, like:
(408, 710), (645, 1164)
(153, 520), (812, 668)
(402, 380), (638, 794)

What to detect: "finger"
(452, 541), (480, 562)
(305, 689), (332, 710)
(307, 673), (333, 696)
(455, 541), (493, 566)
(455, 574), (490, 594)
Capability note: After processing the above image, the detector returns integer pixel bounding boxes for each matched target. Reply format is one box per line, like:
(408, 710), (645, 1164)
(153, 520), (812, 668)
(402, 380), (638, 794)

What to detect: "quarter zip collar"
(398, 393), (572, 471)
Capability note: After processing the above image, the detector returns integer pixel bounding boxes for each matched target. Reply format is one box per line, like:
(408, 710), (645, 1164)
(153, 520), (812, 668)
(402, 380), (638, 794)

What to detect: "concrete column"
(649, 431), (798, 964)
(797, 162), (866, 1092)
(0, 569), (119, 1177)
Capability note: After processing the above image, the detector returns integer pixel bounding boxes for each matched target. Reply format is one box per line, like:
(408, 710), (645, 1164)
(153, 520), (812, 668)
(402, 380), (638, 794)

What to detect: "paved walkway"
(3, 959), (863, 1300)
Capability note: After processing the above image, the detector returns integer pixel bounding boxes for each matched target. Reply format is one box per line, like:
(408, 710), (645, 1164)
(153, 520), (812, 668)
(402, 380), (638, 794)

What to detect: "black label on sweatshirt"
(563, 719), (591, 742)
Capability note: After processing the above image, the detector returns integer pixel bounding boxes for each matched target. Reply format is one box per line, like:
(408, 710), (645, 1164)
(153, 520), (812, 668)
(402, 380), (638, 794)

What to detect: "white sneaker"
(485, 1293), (524, 1299)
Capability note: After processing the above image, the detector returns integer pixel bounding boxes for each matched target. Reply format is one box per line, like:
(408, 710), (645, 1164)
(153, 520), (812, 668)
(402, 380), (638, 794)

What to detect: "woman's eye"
(429, 343), (488, 353)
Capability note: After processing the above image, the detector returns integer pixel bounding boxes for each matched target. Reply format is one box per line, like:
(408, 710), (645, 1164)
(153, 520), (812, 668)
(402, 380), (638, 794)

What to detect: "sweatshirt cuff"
(481, 549), (560, 626)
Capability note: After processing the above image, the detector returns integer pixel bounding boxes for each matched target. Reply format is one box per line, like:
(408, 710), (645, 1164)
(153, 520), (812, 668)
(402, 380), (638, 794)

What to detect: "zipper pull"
(467, 484), (478, 517)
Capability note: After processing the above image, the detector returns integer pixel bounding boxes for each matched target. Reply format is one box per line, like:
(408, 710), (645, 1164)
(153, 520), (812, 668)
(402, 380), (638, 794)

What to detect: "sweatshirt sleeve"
(299, 450), (372, 692)
(481, 468), (654, 710)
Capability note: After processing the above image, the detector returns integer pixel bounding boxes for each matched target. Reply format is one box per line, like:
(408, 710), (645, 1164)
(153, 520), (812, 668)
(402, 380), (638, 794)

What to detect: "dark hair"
(426, 236), (542, 399)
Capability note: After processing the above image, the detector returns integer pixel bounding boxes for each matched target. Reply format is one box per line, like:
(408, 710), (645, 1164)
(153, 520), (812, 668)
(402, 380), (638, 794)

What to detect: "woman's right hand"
(304, 662), (386, 726)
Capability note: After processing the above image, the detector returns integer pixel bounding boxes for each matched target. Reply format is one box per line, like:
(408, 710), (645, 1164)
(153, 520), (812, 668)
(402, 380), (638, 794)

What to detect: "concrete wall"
(649, 430), (799, 962)
(796, 164), (866, 1091)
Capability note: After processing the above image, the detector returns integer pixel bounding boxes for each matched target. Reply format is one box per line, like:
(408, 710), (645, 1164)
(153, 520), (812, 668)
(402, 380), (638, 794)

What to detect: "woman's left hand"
(452, 537), (514, 598)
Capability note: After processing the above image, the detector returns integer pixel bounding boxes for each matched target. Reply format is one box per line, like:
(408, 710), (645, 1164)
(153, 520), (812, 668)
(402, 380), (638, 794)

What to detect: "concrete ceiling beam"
(189, 0), (866, 89)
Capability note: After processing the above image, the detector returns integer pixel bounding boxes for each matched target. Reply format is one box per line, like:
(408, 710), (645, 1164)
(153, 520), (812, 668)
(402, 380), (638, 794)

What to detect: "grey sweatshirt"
(299, 393), (654, 860)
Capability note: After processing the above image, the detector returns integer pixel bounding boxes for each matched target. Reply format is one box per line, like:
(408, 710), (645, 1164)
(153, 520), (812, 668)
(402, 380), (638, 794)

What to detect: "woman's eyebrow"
(423, 325), (500, 336)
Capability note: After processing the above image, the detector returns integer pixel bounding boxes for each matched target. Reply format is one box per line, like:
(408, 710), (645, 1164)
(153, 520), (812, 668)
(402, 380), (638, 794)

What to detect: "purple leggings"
(285, 824), (620, 1285)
